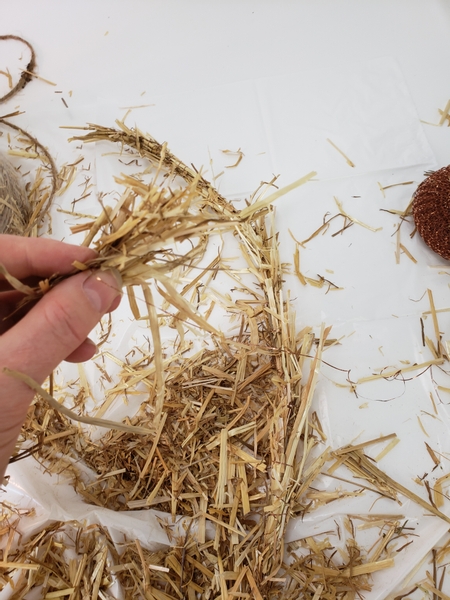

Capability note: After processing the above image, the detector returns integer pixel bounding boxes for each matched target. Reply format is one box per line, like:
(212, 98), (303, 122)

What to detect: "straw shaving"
(334, 197), (382, 233)
(326, 139), (355, 168)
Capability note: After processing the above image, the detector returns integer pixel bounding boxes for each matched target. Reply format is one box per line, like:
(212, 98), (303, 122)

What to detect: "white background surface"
(2, 2), (450, 599)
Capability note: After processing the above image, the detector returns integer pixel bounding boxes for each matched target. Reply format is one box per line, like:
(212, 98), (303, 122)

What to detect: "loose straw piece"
(438, 99), (450, 126)
(356, 358), (444, 384)
(427, 289), (442, 356)
(341, 558), (394, 577)
(239, 171), (317, 219)
(374, 437), (400, 462)
(341, 448), (450, 525)
(0, 562), (39, 570)
(0, 263), (35, 295)
(334, 197), (381, 232)
(21, 69), (56, 87)
(334, 433), (397, 456)
(4, 368), (153, 435)
(420, 582), (450, 600)
(326, 138), (355, 167)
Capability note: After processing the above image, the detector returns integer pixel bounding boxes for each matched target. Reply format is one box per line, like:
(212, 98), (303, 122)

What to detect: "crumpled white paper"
(2, 56), (448, 599)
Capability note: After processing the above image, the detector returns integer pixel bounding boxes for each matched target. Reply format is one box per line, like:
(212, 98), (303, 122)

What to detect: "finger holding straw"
(0, 235), (123, 481)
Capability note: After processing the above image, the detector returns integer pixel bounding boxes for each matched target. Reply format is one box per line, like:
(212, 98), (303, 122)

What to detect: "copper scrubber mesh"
(413, 165), (450, 259)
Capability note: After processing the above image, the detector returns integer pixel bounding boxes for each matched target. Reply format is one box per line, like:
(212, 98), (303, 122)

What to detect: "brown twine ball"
(412, 165), (450, 259)
(0, 153), (30, 235)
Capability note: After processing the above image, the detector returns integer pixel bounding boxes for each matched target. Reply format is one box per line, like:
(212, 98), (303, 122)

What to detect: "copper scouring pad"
(413, 165), (450, 259)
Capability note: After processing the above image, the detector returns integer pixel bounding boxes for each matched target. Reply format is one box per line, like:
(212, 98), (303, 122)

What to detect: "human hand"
(0, 235), (123, 480)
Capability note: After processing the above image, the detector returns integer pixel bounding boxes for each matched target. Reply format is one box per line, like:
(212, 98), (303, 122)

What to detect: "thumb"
(0, 268), (122, 478)
(2, 268), (122, 384)
(0, 268), (122, 477)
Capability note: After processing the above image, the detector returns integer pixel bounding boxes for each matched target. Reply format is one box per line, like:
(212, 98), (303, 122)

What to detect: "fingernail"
(85, 338), (98, 352)
(83, 269), (123, 314)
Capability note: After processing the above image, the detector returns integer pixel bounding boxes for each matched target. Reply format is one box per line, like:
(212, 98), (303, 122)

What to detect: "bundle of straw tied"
(1, 119), (435, 600)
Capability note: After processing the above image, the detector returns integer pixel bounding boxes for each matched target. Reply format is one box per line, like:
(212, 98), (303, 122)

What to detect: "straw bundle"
(30, 121), (314, 293)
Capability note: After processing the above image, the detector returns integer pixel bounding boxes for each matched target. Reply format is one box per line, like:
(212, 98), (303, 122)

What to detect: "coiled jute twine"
(0, 35), (56, 236)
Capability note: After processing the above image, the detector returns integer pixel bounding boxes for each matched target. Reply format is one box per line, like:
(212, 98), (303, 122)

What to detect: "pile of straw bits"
(0, 120), (437, 600)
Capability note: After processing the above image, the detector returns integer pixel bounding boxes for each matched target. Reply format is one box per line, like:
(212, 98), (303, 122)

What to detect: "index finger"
(0, 235), (97, 280)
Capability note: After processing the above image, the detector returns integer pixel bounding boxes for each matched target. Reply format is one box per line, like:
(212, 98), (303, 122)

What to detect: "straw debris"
(3, 123), (411, 598)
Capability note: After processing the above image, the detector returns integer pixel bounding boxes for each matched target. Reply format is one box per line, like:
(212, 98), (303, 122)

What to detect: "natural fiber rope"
(0, 35), (38, 234)
(0, 35), (36, 104)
